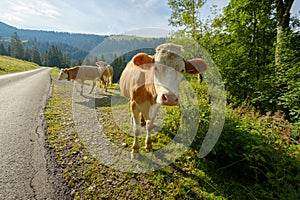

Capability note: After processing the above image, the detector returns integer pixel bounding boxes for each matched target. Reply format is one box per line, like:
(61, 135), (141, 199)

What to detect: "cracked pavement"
(0, 68), (70, 200)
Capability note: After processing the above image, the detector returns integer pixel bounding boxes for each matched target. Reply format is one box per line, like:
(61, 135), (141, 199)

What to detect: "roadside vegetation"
(0, 55), (40, 75)
(45, 68), (299, 199)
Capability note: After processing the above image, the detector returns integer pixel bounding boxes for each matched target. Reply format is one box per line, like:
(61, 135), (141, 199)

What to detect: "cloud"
(0, 0), (172, 34)
(0, 0), (299, 35)
(0, 0), (61, 30)
(3, 0), (60, 19)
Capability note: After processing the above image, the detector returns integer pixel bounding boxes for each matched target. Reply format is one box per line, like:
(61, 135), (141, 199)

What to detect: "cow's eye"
(181, 69), (185, 73)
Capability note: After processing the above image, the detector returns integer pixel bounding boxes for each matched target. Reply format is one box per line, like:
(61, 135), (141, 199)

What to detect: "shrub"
(209, 105), (300, 199)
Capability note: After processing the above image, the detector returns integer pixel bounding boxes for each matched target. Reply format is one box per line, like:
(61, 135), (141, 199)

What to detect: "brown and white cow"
(58, 66), (106, 95)
(95, 61), (114, 92)
(119, 43), (208, 158)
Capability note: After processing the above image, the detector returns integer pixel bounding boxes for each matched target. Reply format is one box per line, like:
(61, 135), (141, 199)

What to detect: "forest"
(168, 0), (299, 123)
(0, 31), (165, 71)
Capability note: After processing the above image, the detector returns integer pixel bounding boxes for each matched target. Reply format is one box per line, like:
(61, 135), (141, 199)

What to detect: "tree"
(275, 0), (294, 67)
(24, 47), (31, 61)
(168, 0), (206, 39)
(92, 56), (98, 65)
(30, 46), (42, 65)
(42, 44), (68, 67)
(100, 54), (105, 61)
(61, 54), (70, 68)
(0, 43), (7, 56)
(214, 0), (277, 102)
(10, 32), (24, 59)
(168, 0), (298, 119)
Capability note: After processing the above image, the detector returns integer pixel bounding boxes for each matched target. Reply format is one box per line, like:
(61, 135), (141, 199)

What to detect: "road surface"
(0, 68), (70, 199)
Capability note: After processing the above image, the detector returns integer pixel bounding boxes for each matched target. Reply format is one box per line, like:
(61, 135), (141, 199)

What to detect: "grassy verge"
(46, 68), (299, 199)
(0, 56), (40, 75)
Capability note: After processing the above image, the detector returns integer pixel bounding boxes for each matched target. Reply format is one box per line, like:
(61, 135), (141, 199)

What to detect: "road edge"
(41, 69), (72, 199)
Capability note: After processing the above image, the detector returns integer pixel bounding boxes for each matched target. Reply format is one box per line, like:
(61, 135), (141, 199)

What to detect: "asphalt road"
(0, 68), (70, 200)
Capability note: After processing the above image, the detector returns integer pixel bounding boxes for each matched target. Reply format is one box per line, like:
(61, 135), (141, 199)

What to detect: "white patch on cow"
(133, 119), (141, 135)
(153, 64), (183, 105)
(152, 43), (186, 105)
(96, 65), (106, 77)
(155, 43), (183, 58)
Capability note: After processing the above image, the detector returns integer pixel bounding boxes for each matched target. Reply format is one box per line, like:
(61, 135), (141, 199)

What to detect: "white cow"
(58, 66), (105, 95)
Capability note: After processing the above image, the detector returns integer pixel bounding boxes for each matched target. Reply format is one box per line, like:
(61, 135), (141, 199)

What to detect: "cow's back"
(77, 66), (100, 80)
(119, 62), (156, 104)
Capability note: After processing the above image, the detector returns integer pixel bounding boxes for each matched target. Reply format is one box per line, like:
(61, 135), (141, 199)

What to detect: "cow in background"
(119, 43), (208, 158)
(58, 66), (105, 95)
(95, 61), (114, 92)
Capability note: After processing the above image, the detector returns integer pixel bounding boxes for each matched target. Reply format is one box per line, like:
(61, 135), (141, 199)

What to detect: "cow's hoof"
(131, 149), (139, 159)
(145, 144), (152, 152)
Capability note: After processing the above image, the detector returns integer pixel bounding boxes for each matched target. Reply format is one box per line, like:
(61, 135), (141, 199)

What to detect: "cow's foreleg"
(89, 81), (96, 94)
(145, 104), (161, 152)
(145, 119), (153, 152)
(105, 81), (108, 92)
(109, 76), (112, 86)
(131, 102), (141, 159)
(80, 83), (84, 96)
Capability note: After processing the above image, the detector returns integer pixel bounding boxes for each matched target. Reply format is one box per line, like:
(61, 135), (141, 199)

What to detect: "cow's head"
(95, 61), (108, 67)
(132, 43), (208, 106)
(58, 68), (69, 80)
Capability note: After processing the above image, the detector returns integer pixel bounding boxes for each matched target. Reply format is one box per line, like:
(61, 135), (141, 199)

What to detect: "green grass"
(45, 68), (300, 199)
(0, 56), (40, 75)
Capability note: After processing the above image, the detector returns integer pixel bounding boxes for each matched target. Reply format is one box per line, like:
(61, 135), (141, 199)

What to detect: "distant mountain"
(0, 21), (167, 66)
(0, 21), (107, 51)
(85, 35), (166, 63)
(124, 28), (171, 38)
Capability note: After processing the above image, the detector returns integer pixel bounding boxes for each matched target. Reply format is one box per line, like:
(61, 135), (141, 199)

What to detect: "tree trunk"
(275, 0), (294, 67)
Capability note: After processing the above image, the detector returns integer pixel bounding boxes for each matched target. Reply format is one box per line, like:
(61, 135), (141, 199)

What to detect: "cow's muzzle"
(162, 93), (179, 106)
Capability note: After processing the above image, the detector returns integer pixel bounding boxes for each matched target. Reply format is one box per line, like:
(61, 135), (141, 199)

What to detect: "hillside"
(0, 21), (166, 66)
(85, 35), (166, 63)
(0, 55), (40, 75)
(0, 22), (107, 51)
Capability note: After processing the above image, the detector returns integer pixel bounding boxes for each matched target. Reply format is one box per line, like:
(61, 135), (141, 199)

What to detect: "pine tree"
(30, 46), (42, 65)
(10, 32), (24, 59)
(0, 43), (7, 56)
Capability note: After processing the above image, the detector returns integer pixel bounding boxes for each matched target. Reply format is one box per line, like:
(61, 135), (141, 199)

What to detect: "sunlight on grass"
(0, 55), (40, 75)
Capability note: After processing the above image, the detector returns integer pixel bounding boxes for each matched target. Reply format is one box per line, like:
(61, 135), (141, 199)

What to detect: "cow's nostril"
(162, 94), (168, 103)
(175, 97), (179, 103)
(162, 94), (179, 105)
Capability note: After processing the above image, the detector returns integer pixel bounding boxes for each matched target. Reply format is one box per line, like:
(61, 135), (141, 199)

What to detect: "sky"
(0, 0), (299, 37)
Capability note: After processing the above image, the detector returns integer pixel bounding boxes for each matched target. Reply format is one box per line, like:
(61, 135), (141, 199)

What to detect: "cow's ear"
(95, 61), (101, 67)
(185, 58), (208, 74)
(96, 61), (108, 67)
(133, 53), (154, 66)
